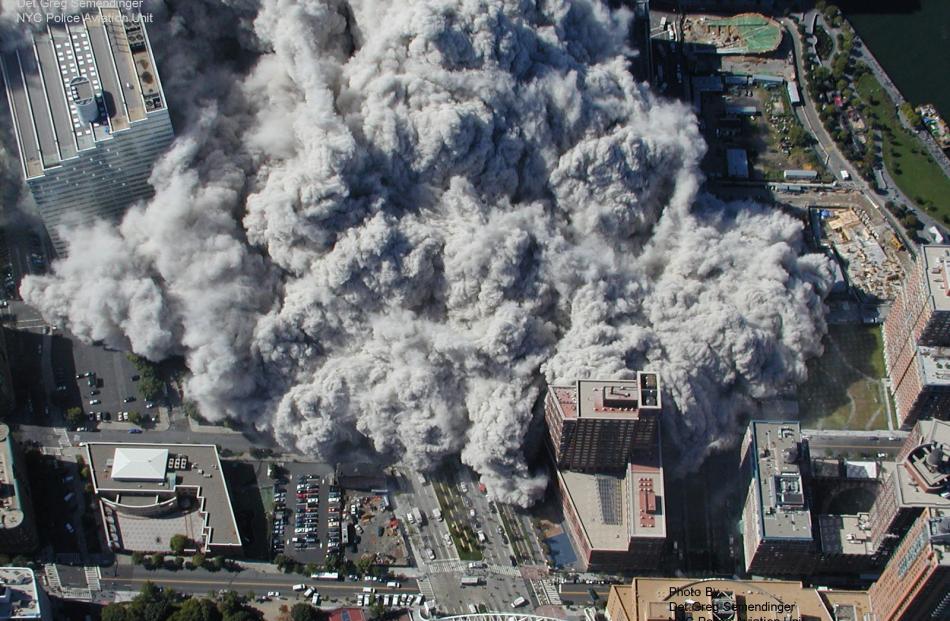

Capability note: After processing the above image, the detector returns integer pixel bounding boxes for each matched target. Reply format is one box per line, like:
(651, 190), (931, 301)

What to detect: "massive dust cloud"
(8, 0), (833, 503)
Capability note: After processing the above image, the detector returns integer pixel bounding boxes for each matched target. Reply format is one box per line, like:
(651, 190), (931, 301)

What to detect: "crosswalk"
(487, 564), (520, 577)
(418, 576), (436, 604)
(539, 579), (561, 605)
(84, 566), (101, 592)
(427, 559), (468, 574)
(426, 559), (522, 578)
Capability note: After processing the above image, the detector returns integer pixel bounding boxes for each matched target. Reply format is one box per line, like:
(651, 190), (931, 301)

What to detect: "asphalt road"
(102, 565), (420, 602)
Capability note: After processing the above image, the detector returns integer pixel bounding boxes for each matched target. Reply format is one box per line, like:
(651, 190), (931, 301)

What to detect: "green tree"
(65, 407), (85, 429)
(169, 597), (222, 621)
(170, 534), (190, 555)
(899, 102), (922, 128)
(131, 551), (145, 565)
(217, 591), (263, 621)
(290, 603), (321, 621)
(140, 375), (165, 401)
(150, 553), (165, 569)
(369, 602), (386, 620)
(787, 124), (810, 148)
(209, 555), (225, 572)
(101, 604), (131, 621)
(191, 553), (206, 569)
(127, 582), (177, 621)
(129, 411), (144, 425)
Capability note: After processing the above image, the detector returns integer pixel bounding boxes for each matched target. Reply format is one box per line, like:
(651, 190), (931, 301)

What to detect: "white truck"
(411, 507), (426, 525)
(511, 596), (528, 608)
(432, 508), (443, 521)
(476, 530), (487, 543)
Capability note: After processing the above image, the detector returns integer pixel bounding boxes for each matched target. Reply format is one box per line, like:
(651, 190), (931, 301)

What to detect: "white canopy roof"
(112, 447), (168, 481)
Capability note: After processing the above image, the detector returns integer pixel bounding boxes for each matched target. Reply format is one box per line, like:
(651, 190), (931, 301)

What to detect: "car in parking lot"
(123, 396), (136, 403)
(89, 399), (101, 405)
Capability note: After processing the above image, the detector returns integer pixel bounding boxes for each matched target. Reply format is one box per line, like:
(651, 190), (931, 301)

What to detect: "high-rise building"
(883, 245), (950, 426)
(544, 375), (660, 472)
(545, 376), (665, 571)
(740, 421), (816, 575)
(868, 419), (950, 557)
(868, 508), (950, 621)
(0, 425), (37, 555)
(1, 7), (174, 255)
(605, 576), (871, 621)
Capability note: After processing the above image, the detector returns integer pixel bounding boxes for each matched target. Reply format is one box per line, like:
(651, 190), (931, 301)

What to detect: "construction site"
(681, 13), (783, 55)
(819, 208), (904, 303)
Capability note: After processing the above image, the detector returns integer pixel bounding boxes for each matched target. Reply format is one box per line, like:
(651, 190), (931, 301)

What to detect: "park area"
(798, 323), (891, 430)
(857, 73), (950, 223)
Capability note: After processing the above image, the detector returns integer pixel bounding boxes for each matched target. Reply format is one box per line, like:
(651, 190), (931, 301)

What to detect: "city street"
(394, 467), (558, 613)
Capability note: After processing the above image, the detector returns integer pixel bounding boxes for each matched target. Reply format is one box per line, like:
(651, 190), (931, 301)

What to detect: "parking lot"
(49, 334), (156, 430)
(271, 462), (337, 565)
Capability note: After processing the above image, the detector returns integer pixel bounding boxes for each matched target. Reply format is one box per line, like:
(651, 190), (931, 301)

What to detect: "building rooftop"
(926, 507), (950, 566)
(895, 419), (950, 507)
(748, 421), (813, 541)
(615, 577), (870, 621)
(915, 346), (950, 387)
(818, 513), (875, 557)
(558, 457), (665, 552)
(550, 375), (661, 421)
(1, 7), (165, 179)
(726, 148), (749, 179)
(0, 567), (42, 619)
(0, 425), (26, 533)
(112, 447), (169, 481)
(85, 442), (240, 549)
(922, 245), (950, 312)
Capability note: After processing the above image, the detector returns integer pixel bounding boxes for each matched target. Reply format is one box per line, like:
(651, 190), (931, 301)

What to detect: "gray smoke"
(13, 0), (832, 504)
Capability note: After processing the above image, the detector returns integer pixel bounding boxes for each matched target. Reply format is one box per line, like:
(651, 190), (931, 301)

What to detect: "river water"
(839, 0), (950, 119)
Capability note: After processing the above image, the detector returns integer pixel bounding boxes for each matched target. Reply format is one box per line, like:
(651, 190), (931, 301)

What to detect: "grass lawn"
(798, 324), (890, 430)
(856, 73), (950, 222)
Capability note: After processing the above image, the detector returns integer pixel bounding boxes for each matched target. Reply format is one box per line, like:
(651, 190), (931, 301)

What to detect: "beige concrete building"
(605, 577), (871, 621)
(84, 442), (242, 555)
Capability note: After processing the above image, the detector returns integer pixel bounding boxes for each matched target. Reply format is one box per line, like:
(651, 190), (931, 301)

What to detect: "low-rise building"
(0, 425), (36, 554)
(0, 567), (46, 620)
(605, 576), (871, 621)
(84, 442), (241, 555)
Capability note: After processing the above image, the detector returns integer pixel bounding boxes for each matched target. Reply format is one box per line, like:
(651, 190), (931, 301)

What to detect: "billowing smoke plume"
(11, 0), (832, 504)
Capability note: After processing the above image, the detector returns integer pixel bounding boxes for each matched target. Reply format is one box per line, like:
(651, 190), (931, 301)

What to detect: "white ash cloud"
(14, 0), (832, 504)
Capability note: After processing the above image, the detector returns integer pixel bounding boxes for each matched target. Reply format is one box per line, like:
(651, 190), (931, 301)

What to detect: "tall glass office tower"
(1, 7), (174, 256)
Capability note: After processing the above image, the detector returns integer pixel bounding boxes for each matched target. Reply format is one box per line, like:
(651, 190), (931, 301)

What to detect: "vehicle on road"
(128, 428), (143, 434)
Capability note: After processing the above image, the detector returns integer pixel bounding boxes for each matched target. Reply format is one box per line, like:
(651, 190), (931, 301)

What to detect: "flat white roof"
(112, 447), (168, 481)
